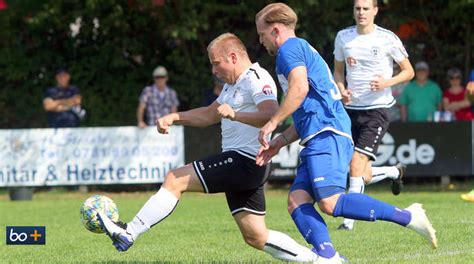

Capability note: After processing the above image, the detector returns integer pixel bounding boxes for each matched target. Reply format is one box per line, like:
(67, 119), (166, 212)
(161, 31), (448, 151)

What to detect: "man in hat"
(43, 68), (83, 128)
(137, 66), (180, 128)
(399, 61), (442, 122)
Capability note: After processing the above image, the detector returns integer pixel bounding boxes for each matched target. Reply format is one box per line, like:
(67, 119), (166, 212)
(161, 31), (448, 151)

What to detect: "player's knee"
(287, 195), (302, 214)
(287, 192), (312, 214)
(162, 170), (183, 193)
(318, 203), (335, 215)
(317, 197), (338, 215)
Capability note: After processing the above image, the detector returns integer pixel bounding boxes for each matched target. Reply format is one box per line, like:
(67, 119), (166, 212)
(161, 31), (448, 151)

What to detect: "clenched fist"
(217, 103), (236, 120)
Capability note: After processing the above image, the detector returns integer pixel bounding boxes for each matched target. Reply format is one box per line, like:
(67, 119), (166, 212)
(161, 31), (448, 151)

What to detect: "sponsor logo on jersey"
(198, 161), (205, 171)
(371, 47), (380, 57)
(262, 84), (272, 95)
(313, 177), (324, 182)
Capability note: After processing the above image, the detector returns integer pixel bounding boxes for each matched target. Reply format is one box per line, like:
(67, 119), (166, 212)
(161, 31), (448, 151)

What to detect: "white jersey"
(334, 25), (409, 110)
(216, 63), (277, 159)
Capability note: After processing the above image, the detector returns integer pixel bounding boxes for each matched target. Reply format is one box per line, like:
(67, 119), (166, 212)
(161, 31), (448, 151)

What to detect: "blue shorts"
(290, 131), (354, 202)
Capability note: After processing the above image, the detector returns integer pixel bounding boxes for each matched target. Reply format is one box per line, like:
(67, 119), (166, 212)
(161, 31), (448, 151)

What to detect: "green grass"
(0, 188), (473, 263)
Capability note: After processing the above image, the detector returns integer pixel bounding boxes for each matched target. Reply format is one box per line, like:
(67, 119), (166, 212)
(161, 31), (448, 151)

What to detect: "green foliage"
(0, 0), (472, 128)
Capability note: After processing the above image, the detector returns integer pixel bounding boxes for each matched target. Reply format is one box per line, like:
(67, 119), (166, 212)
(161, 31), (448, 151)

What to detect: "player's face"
(256, 19), (277, 56)
(353, 0), (377, 27)
(208, 48), (235, 84)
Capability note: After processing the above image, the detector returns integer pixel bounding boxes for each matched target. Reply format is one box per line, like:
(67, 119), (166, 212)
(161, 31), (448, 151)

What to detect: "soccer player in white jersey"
(97, 33), (319, 262)
(333, 0), (415, 230)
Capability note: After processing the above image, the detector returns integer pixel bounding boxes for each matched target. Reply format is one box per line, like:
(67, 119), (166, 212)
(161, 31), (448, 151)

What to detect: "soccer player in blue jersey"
(255, 3), (437, 263)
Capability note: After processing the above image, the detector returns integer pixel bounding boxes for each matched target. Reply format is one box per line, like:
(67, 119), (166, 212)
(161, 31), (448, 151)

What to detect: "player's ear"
(230, 52), (238, 64)
(271, 28), (277, 36)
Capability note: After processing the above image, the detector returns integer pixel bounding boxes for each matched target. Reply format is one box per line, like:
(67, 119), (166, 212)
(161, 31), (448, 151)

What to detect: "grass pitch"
(0, 187), (473, 263)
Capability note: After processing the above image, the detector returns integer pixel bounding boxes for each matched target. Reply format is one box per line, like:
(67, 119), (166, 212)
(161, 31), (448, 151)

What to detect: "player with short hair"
(255, 3), (436, 262)
(97, 32), (319, 262)
(333, 0), (415, 230)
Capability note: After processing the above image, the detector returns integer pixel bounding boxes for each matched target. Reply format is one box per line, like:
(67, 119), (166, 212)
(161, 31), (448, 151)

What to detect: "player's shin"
(263, 230), (318, 262)
(291, 203), (337, 259)
(127, 187), (179, 240)
(341, 176), (365, 229)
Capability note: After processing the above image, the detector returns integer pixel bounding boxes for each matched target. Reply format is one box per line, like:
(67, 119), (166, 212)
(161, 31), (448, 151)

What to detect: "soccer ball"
(80, 194), (119, 234)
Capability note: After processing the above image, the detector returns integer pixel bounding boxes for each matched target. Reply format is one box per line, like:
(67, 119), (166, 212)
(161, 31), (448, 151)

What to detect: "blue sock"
(333, 193), (411, 226)
(291, 203), (336, 259)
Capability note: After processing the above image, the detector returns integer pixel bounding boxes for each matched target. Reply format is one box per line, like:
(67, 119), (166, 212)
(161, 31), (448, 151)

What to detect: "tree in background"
(0, 0), (471, 128)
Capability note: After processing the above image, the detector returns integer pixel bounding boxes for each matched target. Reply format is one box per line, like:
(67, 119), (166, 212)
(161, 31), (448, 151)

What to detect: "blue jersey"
(276, 37), (352, 145)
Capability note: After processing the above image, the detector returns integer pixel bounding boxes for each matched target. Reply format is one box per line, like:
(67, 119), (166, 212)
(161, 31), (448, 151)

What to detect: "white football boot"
(405, 203), (438, 248)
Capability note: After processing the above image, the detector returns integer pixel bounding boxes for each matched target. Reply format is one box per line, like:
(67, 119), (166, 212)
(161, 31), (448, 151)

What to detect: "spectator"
(442, 68), (473, 121)
(137, 66), (179, 128)
(387, 63), (409, 122)
(201, 76), (224, 106)
(43, 68), (83, 128)
(399, 61), (442, 122)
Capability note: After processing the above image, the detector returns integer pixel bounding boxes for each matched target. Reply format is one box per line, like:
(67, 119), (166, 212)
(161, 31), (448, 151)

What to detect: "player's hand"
(256, 137), (283, 166)
(467, 81), (474, 95)
(370, 75), (389, 91)
(156, 115), (174, 134)
(217, 104), (236, 120)
(258, 119), (278, 149)
(341, 89), (352, 105)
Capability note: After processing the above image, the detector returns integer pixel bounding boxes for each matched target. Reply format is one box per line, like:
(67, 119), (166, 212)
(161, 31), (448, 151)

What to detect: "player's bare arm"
(256, 125), (299, 166)
(370, 58), (414, 91)
(156, 101), (221, 134)
(219, 100), (278, 128)
(259, 66), (308, 147)
(333, 59), (352, 104)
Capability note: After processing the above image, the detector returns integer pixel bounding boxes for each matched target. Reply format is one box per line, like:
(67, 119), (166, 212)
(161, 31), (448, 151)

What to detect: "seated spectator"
(43, 68), (83, 128)
(201, 76), (224, 106)
(399, 61), (442, 122)
(137, 66), (179, 128)
(442, 68), (473, 121)
(388, 63), (409, 122)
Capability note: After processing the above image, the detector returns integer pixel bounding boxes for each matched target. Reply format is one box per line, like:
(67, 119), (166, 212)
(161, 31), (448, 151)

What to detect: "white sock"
(126, 187), (179, 240)
(368, 166), (399, 185)
(263, 230), (318, 262)
(343, 177), (365, 228)
(348, 176), (365, 194)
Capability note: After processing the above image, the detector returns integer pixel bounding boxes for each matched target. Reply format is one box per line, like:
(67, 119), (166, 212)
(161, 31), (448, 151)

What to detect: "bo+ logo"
(6, 226), (46, 245)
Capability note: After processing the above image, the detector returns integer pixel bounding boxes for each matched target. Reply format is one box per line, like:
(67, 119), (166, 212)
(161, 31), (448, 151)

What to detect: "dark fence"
(184, 122), (474, 180)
